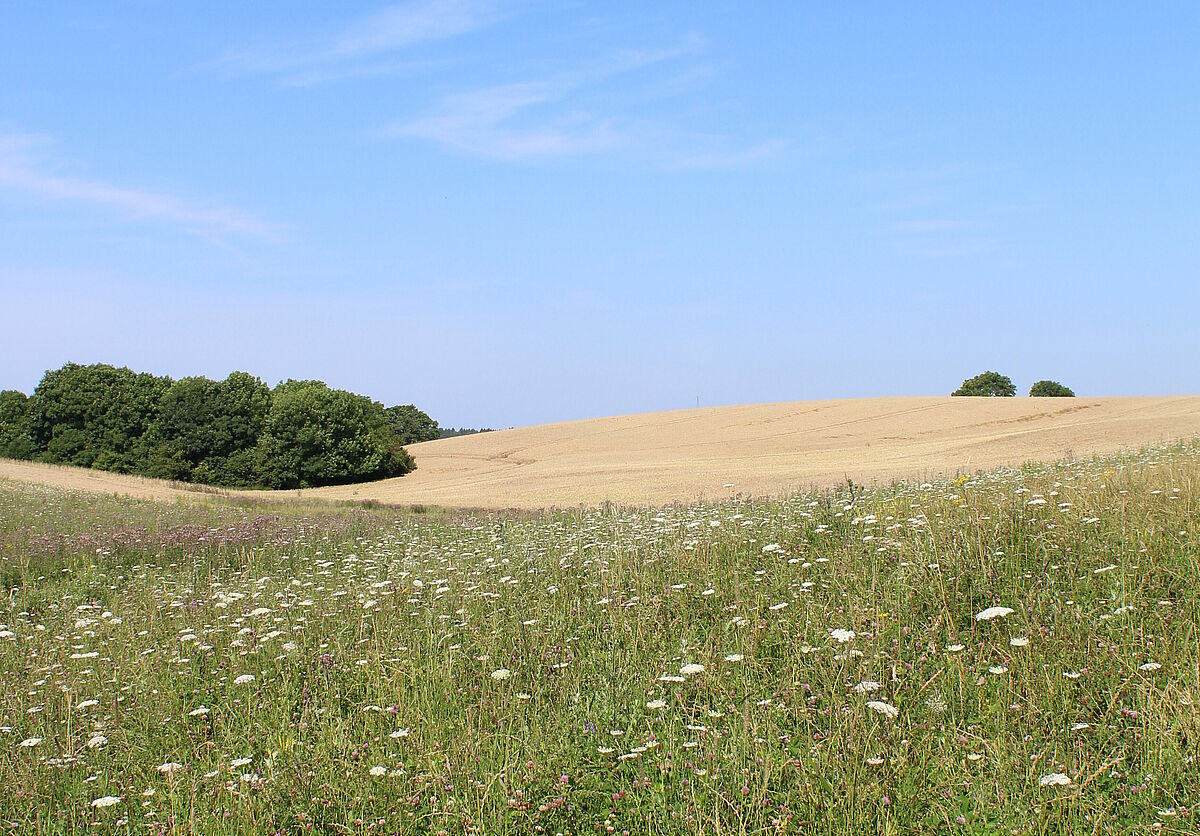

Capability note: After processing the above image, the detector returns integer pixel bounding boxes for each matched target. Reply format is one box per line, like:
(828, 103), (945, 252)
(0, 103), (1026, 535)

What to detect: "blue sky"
(1, 2), (1197, 428)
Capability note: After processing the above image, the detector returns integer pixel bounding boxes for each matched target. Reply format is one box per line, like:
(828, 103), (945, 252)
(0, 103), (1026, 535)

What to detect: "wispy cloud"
(385, 81), (624, 160)
(384, 35), (784, 168)
(0, 133), (282, 242)
(865, 163), (1008, 258)
(668, 139), (789, 171)
(216, 0), (509, 85)
(889, 218), (968, 235)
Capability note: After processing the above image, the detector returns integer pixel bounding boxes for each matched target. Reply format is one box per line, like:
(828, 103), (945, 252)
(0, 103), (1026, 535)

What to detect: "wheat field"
(2, 396), (1199, 509)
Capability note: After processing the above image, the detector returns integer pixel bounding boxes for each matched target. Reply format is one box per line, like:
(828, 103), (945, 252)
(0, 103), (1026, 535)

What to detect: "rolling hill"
(3, 396), (1200, 509)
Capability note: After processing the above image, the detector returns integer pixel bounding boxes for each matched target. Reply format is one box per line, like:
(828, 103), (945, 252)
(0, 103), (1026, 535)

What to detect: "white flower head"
(91, 795), (122, 809)
(233, 674), (255, 685)
(866, 700), (899, 720)
(830, 629), (856, 643)
(490, 668), (512, 681)
(1039, 772), (1071, 787)
(975, 606), (1014, 622)
(680, 663), (705, 676)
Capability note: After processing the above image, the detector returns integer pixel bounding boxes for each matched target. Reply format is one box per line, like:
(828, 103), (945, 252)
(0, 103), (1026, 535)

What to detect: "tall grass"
(2, 442), (1198, 833)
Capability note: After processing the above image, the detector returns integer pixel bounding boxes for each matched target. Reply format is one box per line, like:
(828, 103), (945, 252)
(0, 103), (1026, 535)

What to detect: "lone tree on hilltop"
(952, 371), (1016, 397)
(1029, 380), (1075, 397)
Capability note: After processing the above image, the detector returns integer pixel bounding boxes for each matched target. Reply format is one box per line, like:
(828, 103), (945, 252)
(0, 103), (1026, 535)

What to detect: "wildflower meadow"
(2, 442), (1198, 833)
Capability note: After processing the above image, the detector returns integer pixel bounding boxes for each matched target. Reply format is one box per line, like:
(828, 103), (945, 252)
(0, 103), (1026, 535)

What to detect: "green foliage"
(0, 390), (33, 459)
(952, 370), (1016, 397)
(1029, 379), (1075, 397)
(8, 363), (425, 489)
(25, 363), (169, 470)
(385, 403), (441, 444)
(440, 426), (496, 438)
(144, 373), (271, 485)
(254, 380), (414, 489)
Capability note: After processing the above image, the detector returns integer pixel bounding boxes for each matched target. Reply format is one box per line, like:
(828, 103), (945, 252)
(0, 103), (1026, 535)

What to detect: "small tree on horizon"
(952, 371), (1016, 397)
(1029, 380), (1075, 397)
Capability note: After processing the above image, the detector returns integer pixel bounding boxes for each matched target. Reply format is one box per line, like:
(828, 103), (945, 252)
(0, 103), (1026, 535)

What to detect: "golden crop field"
(2, 396), (1199, 509)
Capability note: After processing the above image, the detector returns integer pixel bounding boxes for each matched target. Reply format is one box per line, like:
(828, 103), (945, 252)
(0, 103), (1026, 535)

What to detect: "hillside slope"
(4, 396), (1199, 509)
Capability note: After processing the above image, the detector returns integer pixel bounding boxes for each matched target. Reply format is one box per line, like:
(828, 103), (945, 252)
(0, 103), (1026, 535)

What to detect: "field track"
(3, 396), (1200, 509)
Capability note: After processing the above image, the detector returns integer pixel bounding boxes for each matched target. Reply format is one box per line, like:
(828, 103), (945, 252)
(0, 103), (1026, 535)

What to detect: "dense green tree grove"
(952, 371), (1076, 398)
(385, 404), (442, 444)
(952, 371), (1017, 397)
(439, 426), (495, 438)
(0, 363), (433, 488)
(0, 390), (32, 459)
(1029, 380), (1076, 397)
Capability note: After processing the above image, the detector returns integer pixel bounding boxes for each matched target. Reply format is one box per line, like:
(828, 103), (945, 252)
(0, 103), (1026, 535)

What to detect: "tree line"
(439, 426), (496, 438)
(0, 363), (442, 489)
(951, 371), (1075, 397)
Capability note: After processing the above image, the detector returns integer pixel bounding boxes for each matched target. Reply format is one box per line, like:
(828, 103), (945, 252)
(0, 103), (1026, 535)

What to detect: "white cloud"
(217, 0), (509, 84)
(0, 133), (282, 242)
(386, 82), (624, 160)
(668, 139), (789, 171)
(330, 0), (503, 58)
(384, 35), (780, 168)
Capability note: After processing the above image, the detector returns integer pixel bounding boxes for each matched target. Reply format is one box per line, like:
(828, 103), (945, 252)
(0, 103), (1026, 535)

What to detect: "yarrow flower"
(975, 606), (1013, 622)
(866, 700), (899, 719)
(233, 674), (255, 685)
(1039, 772), (1071, 787)
(369, 765), (387, 776)
(830, 629), (856, 643)
(646, 699), (667, 710)
(490, 668), (512, 681)
(680, 663), (705, 676)
(19, 737), (42, 748)
(91, 796), (122, 809)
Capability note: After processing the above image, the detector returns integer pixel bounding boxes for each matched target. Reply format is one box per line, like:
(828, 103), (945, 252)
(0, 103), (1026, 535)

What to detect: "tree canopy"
(255, 380), (413, 489)
(952, 371), (1017, 397)
(0, 390), (32, 459)
(0, 363), (434, 489)
(1029, 380), (1076, 397)
(385, 404), (441, 444)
